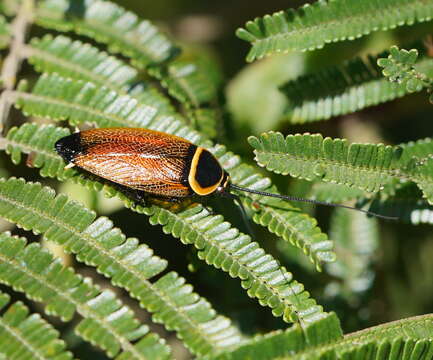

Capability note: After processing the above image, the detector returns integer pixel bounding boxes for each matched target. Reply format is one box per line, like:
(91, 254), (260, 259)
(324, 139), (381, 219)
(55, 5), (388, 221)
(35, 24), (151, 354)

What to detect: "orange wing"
(74, 128), (195, 198)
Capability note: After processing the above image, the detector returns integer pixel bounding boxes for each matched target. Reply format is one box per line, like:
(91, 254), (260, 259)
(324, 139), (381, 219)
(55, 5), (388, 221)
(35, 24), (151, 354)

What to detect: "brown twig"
(0, 0), (33, 133)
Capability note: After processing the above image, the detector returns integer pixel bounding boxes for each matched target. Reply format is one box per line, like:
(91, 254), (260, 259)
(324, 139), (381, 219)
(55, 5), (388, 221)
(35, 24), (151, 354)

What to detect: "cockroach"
(55, 127), (396, 220)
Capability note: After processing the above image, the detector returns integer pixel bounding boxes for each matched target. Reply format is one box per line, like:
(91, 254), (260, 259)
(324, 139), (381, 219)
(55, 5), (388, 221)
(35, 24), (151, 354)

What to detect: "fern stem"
(0, 0), (33, 131)
(0, 0), (33, 89)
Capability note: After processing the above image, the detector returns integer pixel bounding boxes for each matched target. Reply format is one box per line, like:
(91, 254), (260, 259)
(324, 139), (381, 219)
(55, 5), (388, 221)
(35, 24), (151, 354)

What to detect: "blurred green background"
(1, 1), (433, 359)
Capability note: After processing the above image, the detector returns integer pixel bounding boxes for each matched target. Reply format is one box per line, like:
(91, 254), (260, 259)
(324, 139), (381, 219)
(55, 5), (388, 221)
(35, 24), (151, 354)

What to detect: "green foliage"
(326, 208), (379, 297)
(12, 74), (336, 270)
(0, 0), (21, 16)
(206, 313), (342, 360)
(308, 183), (364, 203)
(378, 45), (433, 98)
(412, 157), (433, 205)
(226, 53), (303, 133)
(249, 132), (433, 205)
(15, 73), (177, 129)
(279, 48), (433, 123)
(3, 123), (328, 325)
(284, 314), (433, 359)
(35, 0), (179, 68)
(397, 137), (433, 205)
(399, 137), (433, 168)
(236, 0), (433, 62)
(249, 132), (403, 193)
(6, 123), (72, 180)
(369, 183), (433, 224)
(0, 176), (242, 356)
(148, 52), (222, 108)
(26, 34), (178, 117)
(0, 231), (170, 359)
(28, 34), (138, 87)
(148, 49), (223, 138)
(187, 107), (221, 139)
(1, 0), (433, 358)
(0, 287), (72, 360)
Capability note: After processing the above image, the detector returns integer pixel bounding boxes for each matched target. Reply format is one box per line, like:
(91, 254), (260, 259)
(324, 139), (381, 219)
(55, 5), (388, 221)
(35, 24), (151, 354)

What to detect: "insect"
(55, 127), (396, 220)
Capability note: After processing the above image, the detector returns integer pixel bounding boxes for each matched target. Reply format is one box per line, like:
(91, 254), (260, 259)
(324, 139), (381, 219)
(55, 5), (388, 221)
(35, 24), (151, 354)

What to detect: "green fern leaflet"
(249, 132), (403, 193)
(0, 285), (72, 360)
(237, 0), (433, 61)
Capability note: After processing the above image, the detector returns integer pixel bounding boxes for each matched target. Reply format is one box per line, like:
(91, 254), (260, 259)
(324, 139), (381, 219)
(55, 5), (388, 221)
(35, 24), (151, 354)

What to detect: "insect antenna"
(229, 183), (398, 220)
(220, 190), (256, 238)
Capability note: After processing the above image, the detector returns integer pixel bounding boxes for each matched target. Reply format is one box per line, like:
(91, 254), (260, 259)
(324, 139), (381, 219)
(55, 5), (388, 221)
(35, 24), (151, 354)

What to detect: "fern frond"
(11, 75), (335, 270)
(236, 0), (433, 62)
(395, 138), (433, 205)
(286, 314), (433, 359)
(327, 208), (378, 296)
(149, 54), (221, 108)
(0, 287), (72, 360)
(25, 34), (178, 117)
(399, 137), (433, 167)
(145, 204), (325, 324)
(309, 183), (364, 203)
(148, 52), (222, 137)
(412, 157), (433, 205)
(2, 124), (330, 324)
(27, 34), (138, 88)
(0, 177), (243, 356)
(279, 50), (433, 123)
(35, 0), (179, 68)
(128, 83), (178, 119)
(14, 73), (180, 130)
(378, 45), (433, 95)
(148, 54), (222, 137)
(187, 108), (220, 139)
(0, 232), (170, 359)
(0, 15), (10, 49)
(6, 124), (72, 180)
(207, 313), (342, 360)
(249, 132), (403, 193)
